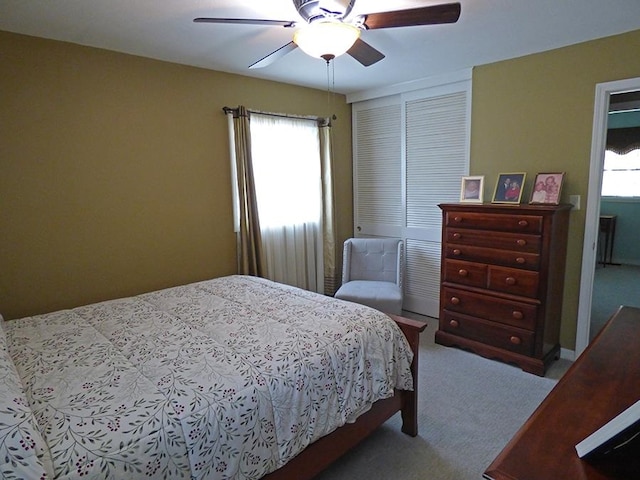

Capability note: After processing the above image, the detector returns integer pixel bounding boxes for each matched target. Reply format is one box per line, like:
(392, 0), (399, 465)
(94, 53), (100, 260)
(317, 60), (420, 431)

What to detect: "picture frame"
(491, 173), (526, 204)
(529, 172), (565, 205)
(460, 175), (484, 203)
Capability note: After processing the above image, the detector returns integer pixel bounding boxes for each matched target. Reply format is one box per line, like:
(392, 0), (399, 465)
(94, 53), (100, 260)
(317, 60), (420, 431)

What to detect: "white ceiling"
(2, 0), (640, 96)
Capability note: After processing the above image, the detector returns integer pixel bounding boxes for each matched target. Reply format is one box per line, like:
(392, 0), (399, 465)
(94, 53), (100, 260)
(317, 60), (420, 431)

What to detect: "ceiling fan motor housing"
(293, 0), (356, 23)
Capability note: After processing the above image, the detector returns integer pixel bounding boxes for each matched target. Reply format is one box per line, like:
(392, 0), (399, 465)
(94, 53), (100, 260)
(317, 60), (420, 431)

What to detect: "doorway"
(575, 77), (640, 356)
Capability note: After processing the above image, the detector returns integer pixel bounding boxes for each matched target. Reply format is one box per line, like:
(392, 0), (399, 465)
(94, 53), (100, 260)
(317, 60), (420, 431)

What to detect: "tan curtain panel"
(228, 106), (266, 277)
(320, 123), (338, 296)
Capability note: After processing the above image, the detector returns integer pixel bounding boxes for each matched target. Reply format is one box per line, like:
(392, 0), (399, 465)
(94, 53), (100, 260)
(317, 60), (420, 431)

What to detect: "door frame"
(575, 76), (640, 356)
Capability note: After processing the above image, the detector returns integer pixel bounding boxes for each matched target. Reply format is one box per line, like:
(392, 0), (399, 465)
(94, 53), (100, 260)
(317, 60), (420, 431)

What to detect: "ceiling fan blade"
(194, 18), (296, 27)
(362, 2), (461, 30)
(347, 38), (385, 67)
(249, 41), (298, 69)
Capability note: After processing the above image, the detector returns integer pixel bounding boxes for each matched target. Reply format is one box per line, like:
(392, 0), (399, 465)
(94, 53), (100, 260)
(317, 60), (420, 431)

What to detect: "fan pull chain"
(325, 58), (337, 122)
(326, 58), (331, 118)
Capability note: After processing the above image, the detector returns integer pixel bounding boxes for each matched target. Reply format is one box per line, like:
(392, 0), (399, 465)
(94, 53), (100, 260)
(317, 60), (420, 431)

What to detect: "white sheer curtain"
(249, 113), (324, 293)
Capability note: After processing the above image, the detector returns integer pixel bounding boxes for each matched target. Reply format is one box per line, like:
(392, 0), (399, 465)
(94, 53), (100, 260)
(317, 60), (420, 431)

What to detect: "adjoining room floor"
(591, 263), (640, 341)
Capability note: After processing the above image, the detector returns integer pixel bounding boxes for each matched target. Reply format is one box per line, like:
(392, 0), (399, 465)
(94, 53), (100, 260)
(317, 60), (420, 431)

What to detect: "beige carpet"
(314, 321), (572, 480)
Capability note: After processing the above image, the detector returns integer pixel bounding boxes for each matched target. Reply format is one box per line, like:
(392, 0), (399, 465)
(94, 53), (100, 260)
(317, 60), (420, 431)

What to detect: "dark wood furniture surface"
(263, 314), (427, 480)
(484, 306), (640, 480)
(436, 203), (571, 375)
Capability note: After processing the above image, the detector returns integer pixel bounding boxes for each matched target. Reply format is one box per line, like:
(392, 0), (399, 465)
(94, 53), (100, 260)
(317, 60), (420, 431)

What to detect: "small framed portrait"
(460, 175), (484, 203)
(530, 172), (565, 204)
(491, 173), (526, 204)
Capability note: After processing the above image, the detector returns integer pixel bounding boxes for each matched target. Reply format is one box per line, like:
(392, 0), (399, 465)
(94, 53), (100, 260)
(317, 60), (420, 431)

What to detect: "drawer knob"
(452, 232), (461, 240)
(453, 216), (463, 223)
(449, 319), (459, 328)
(510, 336), (522, 345)
(518, 220), (528, 227)
(512, 310), (524, 320)
(458, 269), (468, 277)
(450, 296), (460, 305)
(516, 257), (525, 264)
(516, 239), (526, 246)
(453, 249), (461, 256)
(505, 277), (517, 285)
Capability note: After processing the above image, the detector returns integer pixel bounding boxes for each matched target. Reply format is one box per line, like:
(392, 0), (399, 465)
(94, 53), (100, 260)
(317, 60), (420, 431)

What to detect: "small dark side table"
(599, 215), (618, 267)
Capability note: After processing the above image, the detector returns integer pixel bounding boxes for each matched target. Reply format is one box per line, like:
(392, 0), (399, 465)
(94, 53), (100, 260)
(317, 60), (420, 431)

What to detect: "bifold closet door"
(353, 85), (470, 317)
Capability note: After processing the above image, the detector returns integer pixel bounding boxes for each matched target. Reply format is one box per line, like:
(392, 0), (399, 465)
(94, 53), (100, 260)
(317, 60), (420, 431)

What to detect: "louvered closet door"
(353, 81), (470, 318)
(403, 91), (468, 316)
(353, 99), (402, 237)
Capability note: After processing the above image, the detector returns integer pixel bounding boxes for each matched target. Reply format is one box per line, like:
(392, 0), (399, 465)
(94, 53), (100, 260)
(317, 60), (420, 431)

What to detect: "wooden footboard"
(389, 314), (428, 436)
(263, 314), (427, 480)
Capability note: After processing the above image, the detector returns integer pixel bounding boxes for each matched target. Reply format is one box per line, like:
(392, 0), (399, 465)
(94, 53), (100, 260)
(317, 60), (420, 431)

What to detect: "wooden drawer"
(443, 259), (487, 288)
(445, 228), (541, 253)
(441, 311), (535, 356)
(488, 266), (539, 298)
(441, 286), (538, 330)
(438, 203), (571, 375)
(445, 211), (543, 234)
(445, 244), (541, 270)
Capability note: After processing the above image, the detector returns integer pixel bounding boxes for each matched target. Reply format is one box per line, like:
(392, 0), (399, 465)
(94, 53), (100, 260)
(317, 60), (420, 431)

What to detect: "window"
(250, 114), (322, 227)
(602, 148), (640, 197)
(248, 113), (324, 292)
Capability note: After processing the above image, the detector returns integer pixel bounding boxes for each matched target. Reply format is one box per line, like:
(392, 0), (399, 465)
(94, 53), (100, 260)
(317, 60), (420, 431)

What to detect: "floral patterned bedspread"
(1, 275), (413, 480)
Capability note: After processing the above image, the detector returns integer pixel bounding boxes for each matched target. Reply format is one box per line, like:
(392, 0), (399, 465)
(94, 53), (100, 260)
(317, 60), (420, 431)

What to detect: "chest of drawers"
(435, 203), (571, 375)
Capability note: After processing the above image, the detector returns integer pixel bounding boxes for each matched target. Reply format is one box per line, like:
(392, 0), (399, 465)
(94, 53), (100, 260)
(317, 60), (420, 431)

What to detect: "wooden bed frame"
(263, 314), (427, 480)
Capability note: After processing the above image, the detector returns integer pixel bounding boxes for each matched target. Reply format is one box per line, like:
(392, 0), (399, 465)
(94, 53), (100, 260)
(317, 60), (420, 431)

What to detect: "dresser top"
(483, 306), (640, 480)
(439, 203), (573, 214)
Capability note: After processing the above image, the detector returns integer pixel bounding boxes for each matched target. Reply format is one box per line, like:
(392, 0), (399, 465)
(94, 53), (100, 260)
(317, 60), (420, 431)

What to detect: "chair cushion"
(335, 280), (403, 315)
(343, 238), (402, 285)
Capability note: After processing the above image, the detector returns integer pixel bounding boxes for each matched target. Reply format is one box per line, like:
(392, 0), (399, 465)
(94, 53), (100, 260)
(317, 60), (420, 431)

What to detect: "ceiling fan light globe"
(293, 21), (360, 59)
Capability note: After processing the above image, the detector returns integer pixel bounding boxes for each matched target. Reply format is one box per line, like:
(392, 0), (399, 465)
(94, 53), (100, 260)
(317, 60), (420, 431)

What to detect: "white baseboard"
(606, 259), (640, 267)
(560, 347), (576, 362)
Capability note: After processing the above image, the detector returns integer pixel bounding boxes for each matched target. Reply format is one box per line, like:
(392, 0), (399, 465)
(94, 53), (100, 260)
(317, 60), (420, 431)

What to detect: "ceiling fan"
(194, 0), (461, 68)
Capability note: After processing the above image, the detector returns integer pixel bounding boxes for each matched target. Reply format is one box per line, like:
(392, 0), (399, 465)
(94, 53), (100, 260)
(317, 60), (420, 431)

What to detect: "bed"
(0, 275), (426, 480)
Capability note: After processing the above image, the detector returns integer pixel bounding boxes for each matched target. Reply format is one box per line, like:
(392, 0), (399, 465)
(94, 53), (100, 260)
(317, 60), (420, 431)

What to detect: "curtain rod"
(222, 106), (334, 123)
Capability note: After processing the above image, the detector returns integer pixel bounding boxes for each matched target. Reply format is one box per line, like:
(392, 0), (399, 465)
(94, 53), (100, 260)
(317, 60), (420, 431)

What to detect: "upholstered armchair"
(334, 237), (404, 315)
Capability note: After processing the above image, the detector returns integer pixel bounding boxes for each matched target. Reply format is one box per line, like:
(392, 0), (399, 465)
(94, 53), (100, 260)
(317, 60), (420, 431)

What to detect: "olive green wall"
(471, 29), (640, 349)
(0, 31), (353, 320)
(4, 28), (640, 350)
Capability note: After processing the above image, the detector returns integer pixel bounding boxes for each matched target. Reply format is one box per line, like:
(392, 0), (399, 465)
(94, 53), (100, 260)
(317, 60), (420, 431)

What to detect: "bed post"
(389, 314), (427, 437)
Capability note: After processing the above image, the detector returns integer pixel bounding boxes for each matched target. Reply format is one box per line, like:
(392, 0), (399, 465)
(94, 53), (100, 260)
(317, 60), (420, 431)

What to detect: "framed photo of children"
(460, 175), (484, 203)
(491, 173), (526, 204)
(529, 172), (565, 204)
